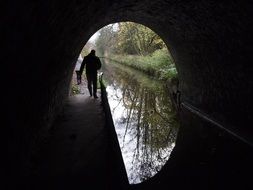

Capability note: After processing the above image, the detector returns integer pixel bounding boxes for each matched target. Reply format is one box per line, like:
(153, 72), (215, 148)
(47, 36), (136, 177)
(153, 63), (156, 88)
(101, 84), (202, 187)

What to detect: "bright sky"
(88, 23), (119, 44)
(88, 32), (99, 43)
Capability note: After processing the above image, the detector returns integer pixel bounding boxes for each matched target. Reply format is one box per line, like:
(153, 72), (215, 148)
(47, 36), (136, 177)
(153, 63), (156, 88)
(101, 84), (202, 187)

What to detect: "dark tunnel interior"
(2, 0), (253, 189)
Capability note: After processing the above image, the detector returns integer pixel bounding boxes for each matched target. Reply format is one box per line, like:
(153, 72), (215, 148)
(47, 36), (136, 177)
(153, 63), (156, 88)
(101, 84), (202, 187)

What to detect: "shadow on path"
(29, 92), (120, 190)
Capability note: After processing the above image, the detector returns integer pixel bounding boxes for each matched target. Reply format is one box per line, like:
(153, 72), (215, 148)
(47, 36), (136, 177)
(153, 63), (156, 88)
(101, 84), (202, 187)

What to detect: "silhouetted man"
(77, 49), (102, 98)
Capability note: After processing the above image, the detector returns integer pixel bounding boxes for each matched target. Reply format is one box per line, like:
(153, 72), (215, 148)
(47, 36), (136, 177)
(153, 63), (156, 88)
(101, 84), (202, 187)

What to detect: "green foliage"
(91, 21), (177, 81)
(110, 48), (177, 81)
(71, 84), (80, 95)
(95, 22), (167, 56)
(95, 24), (118, 55)
(115, 22), (166, 55)
(80, 41), (94, 58)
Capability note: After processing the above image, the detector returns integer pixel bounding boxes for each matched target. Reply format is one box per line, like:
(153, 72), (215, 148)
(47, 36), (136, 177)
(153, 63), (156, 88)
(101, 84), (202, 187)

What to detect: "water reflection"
(102, 60), (179, 184)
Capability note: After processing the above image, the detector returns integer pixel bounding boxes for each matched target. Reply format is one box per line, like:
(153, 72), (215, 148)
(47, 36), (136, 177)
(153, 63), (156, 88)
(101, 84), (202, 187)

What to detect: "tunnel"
(3, 0), (253, 189)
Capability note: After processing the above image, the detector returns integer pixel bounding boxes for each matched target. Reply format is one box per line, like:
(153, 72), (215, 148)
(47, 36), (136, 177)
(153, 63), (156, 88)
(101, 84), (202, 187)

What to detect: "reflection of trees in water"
(103, 61), (179, 183)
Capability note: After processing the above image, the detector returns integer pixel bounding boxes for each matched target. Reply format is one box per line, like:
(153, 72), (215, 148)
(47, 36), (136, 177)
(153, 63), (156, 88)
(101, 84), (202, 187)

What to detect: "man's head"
(90, 49), (95, 56)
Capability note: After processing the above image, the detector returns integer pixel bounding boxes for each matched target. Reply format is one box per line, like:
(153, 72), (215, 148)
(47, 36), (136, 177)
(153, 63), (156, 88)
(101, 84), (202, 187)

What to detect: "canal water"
(101, 59), (179, 184)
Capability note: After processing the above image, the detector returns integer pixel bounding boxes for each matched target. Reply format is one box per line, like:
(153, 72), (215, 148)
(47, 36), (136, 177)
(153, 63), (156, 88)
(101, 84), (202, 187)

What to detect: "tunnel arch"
(3, 1), (253, 189)
(77, 18), (179, 71)
(76, 21), (180, 184)
(70, 2), (252, 145)
(78, 20), (177, 64)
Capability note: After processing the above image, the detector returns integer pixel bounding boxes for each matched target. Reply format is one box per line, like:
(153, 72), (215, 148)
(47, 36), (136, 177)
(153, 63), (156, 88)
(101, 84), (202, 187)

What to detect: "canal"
(101, 58), (180, 184)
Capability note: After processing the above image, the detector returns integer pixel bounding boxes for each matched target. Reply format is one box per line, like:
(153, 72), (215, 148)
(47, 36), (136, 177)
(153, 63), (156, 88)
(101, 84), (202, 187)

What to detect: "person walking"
(77, 49), (102, 98)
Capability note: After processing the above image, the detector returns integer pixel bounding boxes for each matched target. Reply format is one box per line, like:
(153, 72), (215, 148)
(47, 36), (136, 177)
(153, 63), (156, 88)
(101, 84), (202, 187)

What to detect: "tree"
(95, 24), (118, 56)
(115, 22), (166, 55)
(94, 22), (167, 56)
(80, 41), (94, 58)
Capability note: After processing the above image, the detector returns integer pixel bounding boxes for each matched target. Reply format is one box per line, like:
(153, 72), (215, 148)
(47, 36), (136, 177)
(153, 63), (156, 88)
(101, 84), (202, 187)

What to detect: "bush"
(109, 48), (177, 80)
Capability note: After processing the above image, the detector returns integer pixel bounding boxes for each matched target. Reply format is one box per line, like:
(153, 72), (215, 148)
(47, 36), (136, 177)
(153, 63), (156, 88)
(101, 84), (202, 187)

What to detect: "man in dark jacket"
(77, 49), (102, 98)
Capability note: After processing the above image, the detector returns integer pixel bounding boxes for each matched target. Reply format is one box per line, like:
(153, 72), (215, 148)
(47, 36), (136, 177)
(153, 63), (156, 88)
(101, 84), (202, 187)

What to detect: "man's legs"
(86, 74), (92, 96)
(92, 73), (98, 98)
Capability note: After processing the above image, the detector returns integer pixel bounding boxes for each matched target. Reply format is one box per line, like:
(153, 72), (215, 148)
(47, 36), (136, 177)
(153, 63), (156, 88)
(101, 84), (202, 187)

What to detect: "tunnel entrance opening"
(72, 22), (181, 184)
